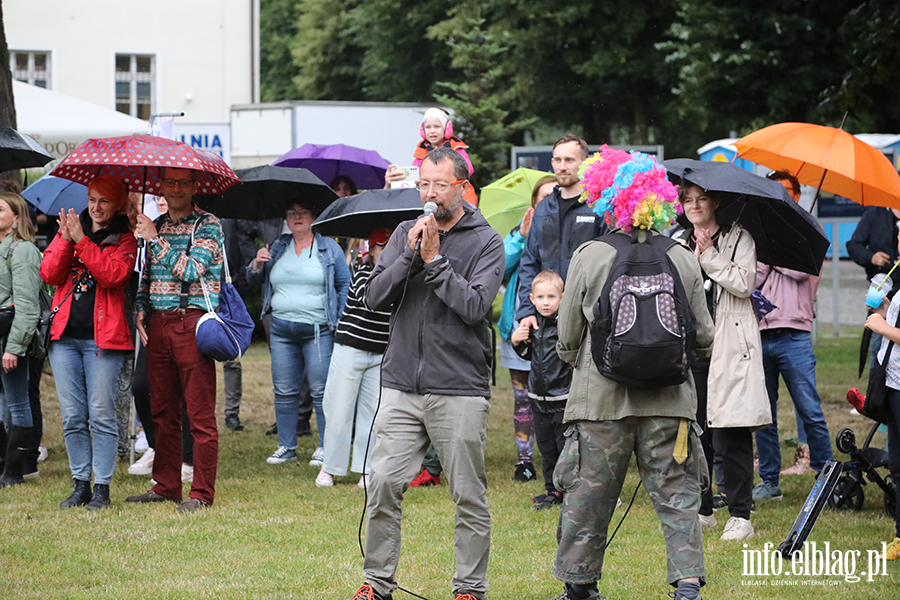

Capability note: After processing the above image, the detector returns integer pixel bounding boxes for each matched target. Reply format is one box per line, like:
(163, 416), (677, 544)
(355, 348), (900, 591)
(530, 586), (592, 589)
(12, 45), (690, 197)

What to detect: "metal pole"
(832, 222), (840, 336)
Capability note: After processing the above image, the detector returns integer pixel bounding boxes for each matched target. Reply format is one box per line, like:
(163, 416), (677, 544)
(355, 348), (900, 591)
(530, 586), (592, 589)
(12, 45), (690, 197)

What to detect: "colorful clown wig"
(579, 145), (680, 232)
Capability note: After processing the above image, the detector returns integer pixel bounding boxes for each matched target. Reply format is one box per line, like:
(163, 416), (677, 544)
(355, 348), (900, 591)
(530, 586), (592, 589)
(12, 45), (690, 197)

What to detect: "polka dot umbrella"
(49, 134), (240, 195)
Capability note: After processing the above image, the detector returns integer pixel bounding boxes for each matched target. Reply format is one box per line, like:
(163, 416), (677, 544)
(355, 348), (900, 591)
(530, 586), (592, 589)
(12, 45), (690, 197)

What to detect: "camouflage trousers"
(553, 417), (707, 586)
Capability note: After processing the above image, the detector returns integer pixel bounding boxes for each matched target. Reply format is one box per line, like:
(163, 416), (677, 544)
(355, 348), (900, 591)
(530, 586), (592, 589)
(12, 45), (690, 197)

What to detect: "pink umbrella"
(50, 134), (240, 195)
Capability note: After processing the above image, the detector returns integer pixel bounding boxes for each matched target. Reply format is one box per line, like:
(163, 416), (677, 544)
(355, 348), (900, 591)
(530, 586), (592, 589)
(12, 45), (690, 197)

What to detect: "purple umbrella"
(272, 143), (391, 191)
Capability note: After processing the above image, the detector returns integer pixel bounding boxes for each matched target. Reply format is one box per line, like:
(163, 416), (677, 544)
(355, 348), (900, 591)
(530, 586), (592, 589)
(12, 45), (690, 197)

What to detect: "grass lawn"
(1, 334), (898, 599)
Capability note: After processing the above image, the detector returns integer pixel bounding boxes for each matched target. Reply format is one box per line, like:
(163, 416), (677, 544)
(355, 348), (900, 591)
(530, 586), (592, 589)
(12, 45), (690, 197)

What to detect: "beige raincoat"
(699, 224), (772, 430)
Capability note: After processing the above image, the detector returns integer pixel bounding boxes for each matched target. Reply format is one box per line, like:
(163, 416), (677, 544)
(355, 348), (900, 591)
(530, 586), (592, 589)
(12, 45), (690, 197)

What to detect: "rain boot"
(0, 425), (31, 488)
(59, 479), (92, 508)
(86, 484), (110, 511)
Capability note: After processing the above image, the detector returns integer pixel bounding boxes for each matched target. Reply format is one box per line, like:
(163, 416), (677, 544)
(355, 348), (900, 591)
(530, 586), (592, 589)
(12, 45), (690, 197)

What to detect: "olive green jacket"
(0, 235), (42, 356)
(557, 229), (715, 423)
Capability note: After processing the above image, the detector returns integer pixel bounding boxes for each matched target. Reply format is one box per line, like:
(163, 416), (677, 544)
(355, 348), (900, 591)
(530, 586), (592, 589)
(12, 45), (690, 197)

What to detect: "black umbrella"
(194, 164), (337, 220)
(664, 159), (829, 276)
(312, 188), (424, 239)
(0, 127), (54, 172)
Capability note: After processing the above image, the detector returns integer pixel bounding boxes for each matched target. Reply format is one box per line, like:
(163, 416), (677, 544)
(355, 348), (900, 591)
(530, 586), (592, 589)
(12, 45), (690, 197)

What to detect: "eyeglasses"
(161, 178), (194, 188)
(415, 179), (465, 192)
(286, 209), (313, 218)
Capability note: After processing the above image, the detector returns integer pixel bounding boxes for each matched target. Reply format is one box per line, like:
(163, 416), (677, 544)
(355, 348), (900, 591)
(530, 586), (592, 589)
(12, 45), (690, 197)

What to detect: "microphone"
(415, 202), (438, 252)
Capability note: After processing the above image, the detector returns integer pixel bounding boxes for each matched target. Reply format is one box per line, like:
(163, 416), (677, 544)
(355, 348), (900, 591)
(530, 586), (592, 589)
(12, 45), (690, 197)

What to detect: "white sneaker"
(37, 445), (48, 463)
(135, 430), (149, 454)
(721, 516), (754, 540)
(309, 447), (325, 467)
(358, 474), (370, 489)
(698, 513), (717, 528)
(181, 463), (194, 483)
(128, 448), (155, 476)
(315, 469), (334, 487)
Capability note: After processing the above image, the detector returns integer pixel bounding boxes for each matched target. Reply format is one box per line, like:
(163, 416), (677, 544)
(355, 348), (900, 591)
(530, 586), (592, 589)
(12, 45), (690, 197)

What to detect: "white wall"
(6, 0), (256, 124)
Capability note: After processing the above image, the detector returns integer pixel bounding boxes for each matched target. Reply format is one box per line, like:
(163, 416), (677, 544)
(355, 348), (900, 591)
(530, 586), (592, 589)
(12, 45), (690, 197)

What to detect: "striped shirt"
(333, 258), (390, 354)
(135, 208), (224, 313)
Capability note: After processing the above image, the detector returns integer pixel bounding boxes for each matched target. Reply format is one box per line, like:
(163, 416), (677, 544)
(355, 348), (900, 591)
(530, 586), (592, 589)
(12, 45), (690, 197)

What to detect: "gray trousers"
(223, 361), (242, 418)
(554, 417), (706, 587)
(364, 388), (491, 600)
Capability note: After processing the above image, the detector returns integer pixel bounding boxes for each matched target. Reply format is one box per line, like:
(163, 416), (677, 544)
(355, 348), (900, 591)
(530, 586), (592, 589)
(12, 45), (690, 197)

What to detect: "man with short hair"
(752, 170), (833, 500)
(126, 167), (224, 513)
(516, 134), (606, 331)
(351, 148), (504, 600)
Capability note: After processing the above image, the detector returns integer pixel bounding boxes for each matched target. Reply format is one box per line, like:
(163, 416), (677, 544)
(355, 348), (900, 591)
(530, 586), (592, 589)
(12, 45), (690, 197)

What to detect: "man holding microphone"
(352, 148), (504, 600)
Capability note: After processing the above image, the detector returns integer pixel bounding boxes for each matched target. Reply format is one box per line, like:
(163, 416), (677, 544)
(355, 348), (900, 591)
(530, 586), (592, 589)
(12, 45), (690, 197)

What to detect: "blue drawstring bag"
(187, 216), (254, 361)
(196, 275), (254, 361)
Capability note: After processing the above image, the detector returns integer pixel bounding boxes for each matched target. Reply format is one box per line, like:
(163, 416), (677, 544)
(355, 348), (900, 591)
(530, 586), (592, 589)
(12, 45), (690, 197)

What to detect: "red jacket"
(40, 229), (137, 351)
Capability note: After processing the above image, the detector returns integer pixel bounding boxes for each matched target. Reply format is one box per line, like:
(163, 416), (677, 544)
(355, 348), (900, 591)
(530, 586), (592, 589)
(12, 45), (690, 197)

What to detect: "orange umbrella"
(733, 122), (900, 209)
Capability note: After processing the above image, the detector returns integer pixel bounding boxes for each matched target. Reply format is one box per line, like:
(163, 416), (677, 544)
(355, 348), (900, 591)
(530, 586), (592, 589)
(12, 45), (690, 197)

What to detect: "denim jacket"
(246, 232), (350, 330)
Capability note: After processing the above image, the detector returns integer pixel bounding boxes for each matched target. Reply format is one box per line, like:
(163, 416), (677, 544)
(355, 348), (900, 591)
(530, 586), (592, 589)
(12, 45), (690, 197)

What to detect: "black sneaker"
(265, 422), (278, 436)
(225, 415), (244, 431)
(711, 492), (727, 510)
(533, 491), (563, 510)
(513, 461), (537, 482)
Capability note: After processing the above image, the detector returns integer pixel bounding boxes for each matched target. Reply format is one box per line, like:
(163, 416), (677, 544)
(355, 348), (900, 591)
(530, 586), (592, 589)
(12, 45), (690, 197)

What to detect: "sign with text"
(173, 123), (231, 165)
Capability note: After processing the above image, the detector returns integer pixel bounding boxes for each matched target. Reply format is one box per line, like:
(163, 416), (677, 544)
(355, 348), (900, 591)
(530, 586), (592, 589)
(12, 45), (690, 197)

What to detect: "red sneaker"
(847, 387), (866, 414)
(410, 468), (440, 487)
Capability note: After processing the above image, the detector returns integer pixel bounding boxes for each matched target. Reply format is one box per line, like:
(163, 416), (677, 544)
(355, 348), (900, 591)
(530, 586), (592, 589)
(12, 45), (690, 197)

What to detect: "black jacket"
(366, 202), (505, 398)
(847, 207), (900, 295)
(516, 186), (608, 321)
(514, 312), (571, 413)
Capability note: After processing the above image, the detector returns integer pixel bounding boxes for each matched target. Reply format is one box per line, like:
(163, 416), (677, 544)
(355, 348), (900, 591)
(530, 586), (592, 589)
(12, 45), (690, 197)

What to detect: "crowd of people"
(0, 108), (898, 600)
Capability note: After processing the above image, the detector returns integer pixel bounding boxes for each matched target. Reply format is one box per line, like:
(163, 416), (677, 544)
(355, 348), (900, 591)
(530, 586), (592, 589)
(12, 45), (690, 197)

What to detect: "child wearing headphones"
(385, 108), (478, 205)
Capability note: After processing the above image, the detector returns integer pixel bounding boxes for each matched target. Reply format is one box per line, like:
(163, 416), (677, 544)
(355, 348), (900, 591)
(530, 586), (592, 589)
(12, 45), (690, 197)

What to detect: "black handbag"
(0, 304), (14, 339)
(864, 308), (900, 424)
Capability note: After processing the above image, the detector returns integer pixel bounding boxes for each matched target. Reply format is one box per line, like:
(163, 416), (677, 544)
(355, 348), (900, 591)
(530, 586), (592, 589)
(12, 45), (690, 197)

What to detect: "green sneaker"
(751, 481), (783, 500)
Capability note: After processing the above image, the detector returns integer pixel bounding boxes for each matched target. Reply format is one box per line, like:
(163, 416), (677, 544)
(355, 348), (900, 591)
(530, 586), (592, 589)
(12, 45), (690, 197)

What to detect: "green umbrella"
(480, 167), (553, 235)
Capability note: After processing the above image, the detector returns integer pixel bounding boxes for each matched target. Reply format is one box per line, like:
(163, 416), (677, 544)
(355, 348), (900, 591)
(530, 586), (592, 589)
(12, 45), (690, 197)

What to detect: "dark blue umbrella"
(664, 158), (829, 276)
(22, 174), (89, 215)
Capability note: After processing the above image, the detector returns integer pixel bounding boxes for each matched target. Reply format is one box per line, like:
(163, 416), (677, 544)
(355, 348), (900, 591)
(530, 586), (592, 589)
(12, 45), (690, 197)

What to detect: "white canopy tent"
(13, 81), (148, 160)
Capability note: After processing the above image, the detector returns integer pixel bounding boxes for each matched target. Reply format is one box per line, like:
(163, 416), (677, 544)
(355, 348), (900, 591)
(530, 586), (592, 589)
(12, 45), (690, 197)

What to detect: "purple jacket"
(755, 262), (820, 332)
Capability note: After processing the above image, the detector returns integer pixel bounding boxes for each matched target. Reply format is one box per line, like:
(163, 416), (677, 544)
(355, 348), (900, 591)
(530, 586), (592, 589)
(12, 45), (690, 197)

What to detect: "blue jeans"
(321, 344), (382, 476)
(0, 354), (30, 428)
(756, 330), (833, 485)
(270, 318), (333, 449)
(49, 337), (126, 485)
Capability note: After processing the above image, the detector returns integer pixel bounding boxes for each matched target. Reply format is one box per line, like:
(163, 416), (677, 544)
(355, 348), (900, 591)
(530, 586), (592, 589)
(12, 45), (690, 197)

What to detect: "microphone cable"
(355, 218), (433, 600)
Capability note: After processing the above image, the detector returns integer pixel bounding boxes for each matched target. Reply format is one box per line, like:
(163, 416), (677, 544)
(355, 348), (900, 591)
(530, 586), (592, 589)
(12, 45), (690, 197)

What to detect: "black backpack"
(590, 230), (696, 389)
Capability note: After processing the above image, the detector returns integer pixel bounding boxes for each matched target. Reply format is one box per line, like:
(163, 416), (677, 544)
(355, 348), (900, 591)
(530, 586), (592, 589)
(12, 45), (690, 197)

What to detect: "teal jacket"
(0, 236), (42, 356)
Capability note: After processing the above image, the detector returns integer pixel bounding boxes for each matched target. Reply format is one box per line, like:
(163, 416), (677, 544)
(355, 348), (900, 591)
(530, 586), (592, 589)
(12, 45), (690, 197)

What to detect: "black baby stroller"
(826, 388), (896, 518)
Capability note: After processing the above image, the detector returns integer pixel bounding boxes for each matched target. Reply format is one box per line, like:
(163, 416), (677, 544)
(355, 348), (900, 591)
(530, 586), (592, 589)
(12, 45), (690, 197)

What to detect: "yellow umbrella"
(480, 168), (553, 235)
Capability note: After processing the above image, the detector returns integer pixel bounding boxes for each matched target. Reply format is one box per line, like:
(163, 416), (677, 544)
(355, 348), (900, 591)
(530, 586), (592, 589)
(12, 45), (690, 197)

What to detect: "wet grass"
(1, 337), (898, 599)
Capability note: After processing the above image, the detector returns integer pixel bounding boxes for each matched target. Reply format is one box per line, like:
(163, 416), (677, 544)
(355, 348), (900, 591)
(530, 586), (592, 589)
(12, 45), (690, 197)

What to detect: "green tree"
(428, 14), (536, 188)
(833, 0), (900, 132)
(349, 0), (453, 102)
(260, 0), (302, 101)
(665, 0), (856, 144)
(291, 0), (367, 100)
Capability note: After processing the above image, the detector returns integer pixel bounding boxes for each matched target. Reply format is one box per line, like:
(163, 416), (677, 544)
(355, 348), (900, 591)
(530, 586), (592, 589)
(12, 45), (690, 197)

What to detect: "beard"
(435, 193), (462, 222)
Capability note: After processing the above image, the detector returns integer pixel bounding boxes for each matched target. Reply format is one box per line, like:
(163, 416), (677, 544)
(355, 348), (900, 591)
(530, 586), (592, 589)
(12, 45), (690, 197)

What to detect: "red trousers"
(147, 309), (218, 505)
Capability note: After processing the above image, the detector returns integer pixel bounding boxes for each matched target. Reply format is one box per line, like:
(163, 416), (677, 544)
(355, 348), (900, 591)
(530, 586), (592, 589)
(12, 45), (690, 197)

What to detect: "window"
(11, 51), (51, 89)
(115, 54), (154, 120)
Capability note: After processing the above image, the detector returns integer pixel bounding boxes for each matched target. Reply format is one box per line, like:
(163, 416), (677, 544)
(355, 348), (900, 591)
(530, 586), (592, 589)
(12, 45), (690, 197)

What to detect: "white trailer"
(230, 100), (439, 170)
